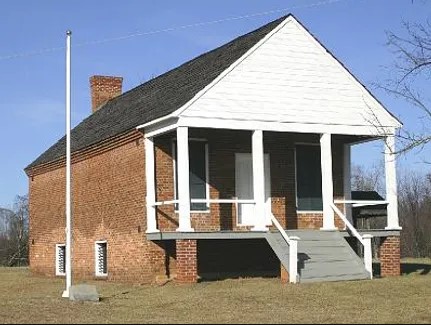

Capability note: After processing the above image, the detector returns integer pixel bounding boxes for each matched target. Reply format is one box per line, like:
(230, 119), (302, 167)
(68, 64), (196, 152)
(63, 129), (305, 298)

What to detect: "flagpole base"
(62, 290), (70, 298)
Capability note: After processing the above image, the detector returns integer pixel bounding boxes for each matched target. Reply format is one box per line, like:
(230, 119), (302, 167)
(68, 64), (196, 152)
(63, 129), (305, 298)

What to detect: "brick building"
(25, 15), (402, 284)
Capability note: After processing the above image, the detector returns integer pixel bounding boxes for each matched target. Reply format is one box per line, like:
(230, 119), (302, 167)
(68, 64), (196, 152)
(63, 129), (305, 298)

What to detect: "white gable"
(175, 16), (401, 135)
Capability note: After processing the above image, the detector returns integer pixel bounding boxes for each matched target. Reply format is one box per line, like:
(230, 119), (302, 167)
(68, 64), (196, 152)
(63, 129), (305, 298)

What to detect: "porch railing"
(269, 213), (299, 284)
(152, 198), (255, 207)
(330, 202), (373, 278)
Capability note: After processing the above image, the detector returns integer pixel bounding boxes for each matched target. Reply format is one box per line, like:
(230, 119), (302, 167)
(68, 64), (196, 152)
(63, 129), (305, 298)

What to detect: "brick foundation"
(281, 264), (289, 284)
(380, 236), (401, 277)
(176, 240), (197, 283)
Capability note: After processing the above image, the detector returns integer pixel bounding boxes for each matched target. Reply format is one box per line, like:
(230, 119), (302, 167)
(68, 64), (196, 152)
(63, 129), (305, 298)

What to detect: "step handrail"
(269, 213), (299, 284)
(330, 203), (373, 278)
(269, 213), (291, 244)
(330, 203), (364, 245)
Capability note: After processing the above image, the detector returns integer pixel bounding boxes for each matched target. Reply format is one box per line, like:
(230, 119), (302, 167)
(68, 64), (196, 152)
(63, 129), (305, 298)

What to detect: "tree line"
(352, 164), (431, 258)
(0, 195), (28, 266)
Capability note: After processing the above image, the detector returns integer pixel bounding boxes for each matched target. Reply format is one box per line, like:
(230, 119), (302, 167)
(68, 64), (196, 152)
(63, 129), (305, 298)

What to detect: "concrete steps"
(265, 230), (370, 283)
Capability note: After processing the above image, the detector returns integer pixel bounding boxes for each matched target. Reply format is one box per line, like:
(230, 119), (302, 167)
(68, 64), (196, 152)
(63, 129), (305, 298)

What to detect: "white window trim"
(294, 142), (324, 213)
(55, 243), (66, 276)
(95, 240), (108, 277)
(172, 138), (210, 213)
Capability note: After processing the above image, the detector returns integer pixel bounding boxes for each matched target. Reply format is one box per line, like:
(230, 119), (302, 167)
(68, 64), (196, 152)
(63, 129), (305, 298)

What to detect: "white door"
(235, 153), (271, 226)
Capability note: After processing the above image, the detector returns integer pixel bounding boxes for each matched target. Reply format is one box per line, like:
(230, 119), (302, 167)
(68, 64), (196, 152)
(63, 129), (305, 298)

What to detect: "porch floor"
(146, 229), (400, 241)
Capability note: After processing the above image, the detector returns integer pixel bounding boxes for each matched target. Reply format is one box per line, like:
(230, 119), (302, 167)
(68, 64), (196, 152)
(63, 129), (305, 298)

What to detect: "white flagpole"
(62, 30), (72, 298)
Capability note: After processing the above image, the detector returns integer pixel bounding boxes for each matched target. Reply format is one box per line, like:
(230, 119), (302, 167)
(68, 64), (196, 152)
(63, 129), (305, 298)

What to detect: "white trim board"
(178, 117), (396, 136)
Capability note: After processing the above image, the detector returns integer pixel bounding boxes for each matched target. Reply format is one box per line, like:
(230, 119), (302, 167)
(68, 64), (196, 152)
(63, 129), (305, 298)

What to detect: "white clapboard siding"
(179, 16), (400, 131)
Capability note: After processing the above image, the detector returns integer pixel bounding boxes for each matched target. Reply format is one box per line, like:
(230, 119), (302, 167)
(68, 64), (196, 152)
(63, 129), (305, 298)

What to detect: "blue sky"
(0, 0), (429, 207)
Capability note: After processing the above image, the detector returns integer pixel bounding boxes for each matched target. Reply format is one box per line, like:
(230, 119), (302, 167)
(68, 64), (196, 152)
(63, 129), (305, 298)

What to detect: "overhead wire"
(0, 0), (348, 61)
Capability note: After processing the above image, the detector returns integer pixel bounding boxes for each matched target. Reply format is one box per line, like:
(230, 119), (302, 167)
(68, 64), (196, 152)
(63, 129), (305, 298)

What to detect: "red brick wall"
(380, 236), (401, 277)
(28, 128), (350, 284)
(29, 132), (167, 283)
(176, 239), (197, 283)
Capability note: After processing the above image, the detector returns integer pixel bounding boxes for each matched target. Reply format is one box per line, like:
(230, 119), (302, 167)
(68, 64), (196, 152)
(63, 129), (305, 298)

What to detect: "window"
(55, 244), (66, 276)
(295, 145), (323, 211)
(173, 140), (209, 211)
(95, 241), (107, 277)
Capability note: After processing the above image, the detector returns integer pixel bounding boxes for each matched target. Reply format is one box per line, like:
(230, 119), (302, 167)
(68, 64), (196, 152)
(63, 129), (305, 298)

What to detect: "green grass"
(0, 259), (430, 324)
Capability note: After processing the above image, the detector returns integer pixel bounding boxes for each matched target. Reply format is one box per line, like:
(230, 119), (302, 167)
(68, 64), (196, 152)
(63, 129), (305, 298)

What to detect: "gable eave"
(288, 14), (402, 129)
(174, 14), (402, 130)
(172, 16), (293, 120)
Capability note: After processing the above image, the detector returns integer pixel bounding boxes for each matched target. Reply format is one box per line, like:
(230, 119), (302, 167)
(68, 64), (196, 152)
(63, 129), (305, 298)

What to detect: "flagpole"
(62, 30), (72, 298)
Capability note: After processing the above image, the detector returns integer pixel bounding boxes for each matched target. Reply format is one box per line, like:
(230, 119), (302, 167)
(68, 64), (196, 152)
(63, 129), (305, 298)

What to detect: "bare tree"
(379, 18), (431, 154)
(351, 163), (385, 194)
(398, 171), (431, 257)
(0, 195), (29, 266)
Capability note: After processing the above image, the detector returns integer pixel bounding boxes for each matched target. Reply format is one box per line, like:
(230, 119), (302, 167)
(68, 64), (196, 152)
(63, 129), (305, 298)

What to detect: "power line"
(0, 0), (348, 61)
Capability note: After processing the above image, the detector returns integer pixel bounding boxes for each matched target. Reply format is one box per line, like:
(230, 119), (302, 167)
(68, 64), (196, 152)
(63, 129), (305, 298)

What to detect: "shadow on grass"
(372, 261), (431, 277)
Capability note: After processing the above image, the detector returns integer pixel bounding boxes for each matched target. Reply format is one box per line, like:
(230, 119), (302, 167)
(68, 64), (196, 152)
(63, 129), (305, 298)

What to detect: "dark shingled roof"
(25, 15), (288, 171)
(351, 191), (387, 217)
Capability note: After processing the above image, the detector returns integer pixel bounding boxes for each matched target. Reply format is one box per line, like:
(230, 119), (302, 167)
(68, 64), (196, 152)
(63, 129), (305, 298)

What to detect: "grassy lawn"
(0, 259), (430, 324)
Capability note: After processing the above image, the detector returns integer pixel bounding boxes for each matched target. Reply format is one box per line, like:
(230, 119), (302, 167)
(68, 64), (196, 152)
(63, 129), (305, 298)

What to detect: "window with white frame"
(295, 144), (323, 211)
(95, 241), (107, 277)
(55, 244), (66, 276)
(173, 140), (209, 212)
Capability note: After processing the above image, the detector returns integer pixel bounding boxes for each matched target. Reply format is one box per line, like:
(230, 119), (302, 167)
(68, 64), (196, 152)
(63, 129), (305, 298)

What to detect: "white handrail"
(331, 203), (364, 245)
(269, 213), (291, 244)
(333, 199), (388, 208)
(269, 213), (299, 284)
(153, 200), (178, 206)
(330, 202), (373, 278)
(191, 199), (255, 204)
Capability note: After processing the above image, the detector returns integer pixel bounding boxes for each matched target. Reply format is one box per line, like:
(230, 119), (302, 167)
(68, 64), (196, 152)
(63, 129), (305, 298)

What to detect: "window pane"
(189, 142), (207, 211)
(296, 145), (323, 211)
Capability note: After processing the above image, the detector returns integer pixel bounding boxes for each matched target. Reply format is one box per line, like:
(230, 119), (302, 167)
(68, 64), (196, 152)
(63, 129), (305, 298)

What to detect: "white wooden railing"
(330, 202), (373, 278)
(333, 199), (388, 208)
(269, 213), (299, 284)
(152, 198), (255, 207)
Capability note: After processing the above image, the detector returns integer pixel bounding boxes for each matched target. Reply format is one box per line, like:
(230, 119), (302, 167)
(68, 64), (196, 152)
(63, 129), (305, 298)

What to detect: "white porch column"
(145, 137), (159, 233)
(320, 133), (336, 230)
(251, 130), (268, 231)
(176, 126), (194, 232)
(363, 234), (373, 278)
(385, 135), (401, 230)
(343, 144), (353, 224)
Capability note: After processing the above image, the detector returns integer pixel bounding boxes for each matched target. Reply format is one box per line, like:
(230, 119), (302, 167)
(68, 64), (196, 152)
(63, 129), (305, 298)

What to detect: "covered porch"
(138, 122), (401, 283)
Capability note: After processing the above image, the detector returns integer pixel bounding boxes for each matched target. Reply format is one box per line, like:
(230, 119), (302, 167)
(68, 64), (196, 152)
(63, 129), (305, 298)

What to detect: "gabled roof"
(26, 14), (402, 172)
(25, 15), (287, 171)
(175, 15), (402, 132)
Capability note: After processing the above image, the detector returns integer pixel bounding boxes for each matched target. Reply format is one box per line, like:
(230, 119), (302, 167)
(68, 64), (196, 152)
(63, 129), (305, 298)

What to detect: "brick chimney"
(90, 75), (123, 113)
